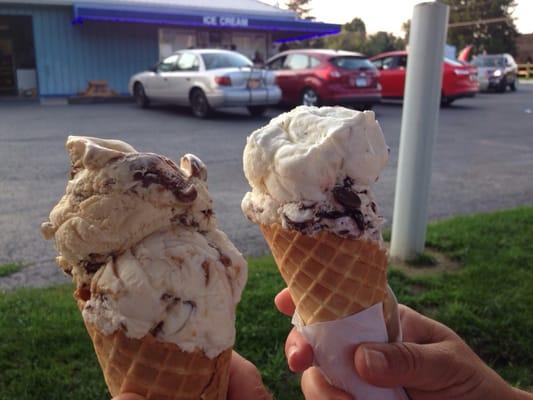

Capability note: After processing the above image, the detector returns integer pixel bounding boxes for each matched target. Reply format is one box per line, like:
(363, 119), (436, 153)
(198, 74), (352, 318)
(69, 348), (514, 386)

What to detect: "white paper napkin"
(292, 302), (409, 400)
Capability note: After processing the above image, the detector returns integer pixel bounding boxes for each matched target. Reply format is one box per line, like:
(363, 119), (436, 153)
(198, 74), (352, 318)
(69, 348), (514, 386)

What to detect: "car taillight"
(215, 76), (232, 86)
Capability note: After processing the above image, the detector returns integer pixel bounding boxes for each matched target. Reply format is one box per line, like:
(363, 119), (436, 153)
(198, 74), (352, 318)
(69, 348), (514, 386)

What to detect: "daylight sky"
(261, 0), (532, 36)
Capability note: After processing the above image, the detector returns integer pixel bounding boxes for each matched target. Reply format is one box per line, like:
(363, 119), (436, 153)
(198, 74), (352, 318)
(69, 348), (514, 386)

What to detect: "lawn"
(0, 206), (531, 399)
(0, 262), (23, 277)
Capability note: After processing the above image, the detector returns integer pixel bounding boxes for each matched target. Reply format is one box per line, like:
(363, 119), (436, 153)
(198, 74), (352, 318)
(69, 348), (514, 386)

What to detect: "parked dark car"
(265, 49), (381, 109)
(472, 54), (519, 92)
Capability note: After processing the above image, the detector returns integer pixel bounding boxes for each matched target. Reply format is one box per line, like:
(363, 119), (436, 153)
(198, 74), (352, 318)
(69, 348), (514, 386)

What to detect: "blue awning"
(72, 2), (341, 41)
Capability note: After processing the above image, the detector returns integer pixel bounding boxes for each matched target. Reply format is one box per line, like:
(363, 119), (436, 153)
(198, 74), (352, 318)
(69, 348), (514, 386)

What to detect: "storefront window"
(232, 33), (266, 62)
(159, 29), (196, 59)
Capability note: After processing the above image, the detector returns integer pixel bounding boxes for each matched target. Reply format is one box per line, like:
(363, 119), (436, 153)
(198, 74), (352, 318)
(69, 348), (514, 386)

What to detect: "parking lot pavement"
(1, 84), (532, 289)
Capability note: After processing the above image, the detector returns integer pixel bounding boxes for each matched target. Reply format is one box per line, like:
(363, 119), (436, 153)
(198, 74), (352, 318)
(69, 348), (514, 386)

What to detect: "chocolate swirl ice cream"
(42, 136), (247, 358)
(242, 106), (389, 242)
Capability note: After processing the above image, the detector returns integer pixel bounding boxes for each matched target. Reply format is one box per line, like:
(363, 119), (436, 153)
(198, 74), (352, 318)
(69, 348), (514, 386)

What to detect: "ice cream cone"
(79, 300), (231, 400)
(261, 224), (388, 325)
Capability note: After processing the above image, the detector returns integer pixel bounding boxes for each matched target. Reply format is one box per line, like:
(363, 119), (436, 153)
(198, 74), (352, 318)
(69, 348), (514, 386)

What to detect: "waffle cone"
(261, 224), (388, 325)
(77, 300), (231, 400)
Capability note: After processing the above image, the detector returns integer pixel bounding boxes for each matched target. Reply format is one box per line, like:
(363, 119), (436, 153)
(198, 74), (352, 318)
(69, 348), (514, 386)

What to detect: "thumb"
(354, 341), (461, 390)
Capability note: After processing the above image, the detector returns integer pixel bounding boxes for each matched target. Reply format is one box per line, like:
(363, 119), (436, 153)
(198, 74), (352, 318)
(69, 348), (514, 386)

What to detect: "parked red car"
(370, 50), (478, 106)
(266, 49), (381, 108)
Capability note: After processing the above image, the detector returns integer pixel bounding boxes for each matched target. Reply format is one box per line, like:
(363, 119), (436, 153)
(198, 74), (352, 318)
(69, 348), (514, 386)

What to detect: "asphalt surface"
(1, 84), (532, 289)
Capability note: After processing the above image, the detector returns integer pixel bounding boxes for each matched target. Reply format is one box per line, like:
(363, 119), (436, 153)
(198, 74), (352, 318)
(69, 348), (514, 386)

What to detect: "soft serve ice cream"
(42, 136), (247, 358)
(242, 106), (389, 242)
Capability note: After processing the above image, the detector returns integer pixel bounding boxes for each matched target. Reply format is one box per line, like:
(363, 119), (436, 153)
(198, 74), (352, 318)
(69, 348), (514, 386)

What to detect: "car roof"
(173, 49), (244, 55)
(370, 50), (407, 59)
(275, 49), (366, 58)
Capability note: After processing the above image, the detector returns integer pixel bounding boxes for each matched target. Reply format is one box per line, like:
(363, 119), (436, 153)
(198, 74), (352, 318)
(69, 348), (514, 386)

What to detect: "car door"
(147, 54), (179, 99)
(282, 53), (311, 102)
(376, 55), (406, 97)
(267, 55), (288, 101)
(161, 52), (200, 104)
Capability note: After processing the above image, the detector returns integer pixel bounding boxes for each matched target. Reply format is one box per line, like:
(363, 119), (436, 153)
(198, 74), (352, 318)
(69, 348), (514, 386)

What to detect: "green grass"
(0, 206), (532, 399)
(0, 262), (23, 277)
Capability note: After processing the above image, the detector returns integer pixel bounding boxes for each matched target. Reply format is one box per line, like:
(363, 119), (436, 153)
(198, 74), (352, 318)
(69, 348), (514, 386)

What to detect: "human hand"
(112, 350), (271, 400)
(275, 288), (530, 400)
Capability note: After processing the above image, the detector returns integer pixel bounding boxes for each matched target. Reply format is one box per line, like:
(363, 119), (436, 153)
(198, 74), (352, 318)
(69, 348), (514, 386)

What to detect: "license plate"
(247, 79), (260, 89)
(355, 77), (368, 87)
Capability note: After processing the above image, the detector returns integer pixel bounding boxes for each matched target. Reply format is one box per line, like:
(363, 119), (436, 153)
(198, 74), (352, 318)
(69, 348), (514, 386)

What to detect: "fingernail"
(363, 348), (388, 374)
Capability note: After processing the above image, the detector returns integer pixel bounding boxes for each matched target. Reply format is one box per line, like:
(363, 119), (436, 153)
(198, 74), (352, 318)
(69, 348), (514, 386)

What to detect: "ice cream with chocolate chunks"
(242, 106), (389, 242)
(42, 136), (247, 359)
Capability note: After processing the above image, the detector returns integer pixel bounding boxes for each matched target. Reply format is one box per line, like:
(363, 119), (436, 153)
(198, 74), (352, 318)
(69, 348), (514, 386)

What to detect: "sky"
(261, 0), (533, 36)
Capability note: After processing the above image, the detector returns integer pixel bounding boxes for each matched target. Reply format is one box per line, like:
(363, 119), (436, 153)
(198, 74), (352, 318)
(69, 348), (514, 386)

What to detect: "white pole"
(390, 1), (449, 260)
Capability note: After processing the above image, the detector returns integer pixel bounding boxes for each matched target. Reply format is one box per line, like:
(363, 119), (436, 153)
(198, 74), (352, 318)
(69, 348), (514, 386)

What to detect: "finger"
(228, 351), (272, 400)
(284, 328), (314, 372)
(354, 340), (464, 390)
(274, 288), (295, 316)
(301, 367), (353, 400)
(398, 305), (456, 343)
(112, 394), (145, 400)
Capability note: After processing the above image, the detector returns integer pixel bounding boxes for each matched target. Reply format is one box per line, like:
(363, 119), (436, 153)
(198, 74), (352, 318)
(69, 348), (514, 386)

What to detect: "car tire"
(301, 87), (320, 107)
(190, 89), (212, 118)
(247, 106), (267, 117)
(134, 82), (150, 108)
(440, 95), (454, 107)
(497, 77), (507, 93)
(510, 78), (518, 92)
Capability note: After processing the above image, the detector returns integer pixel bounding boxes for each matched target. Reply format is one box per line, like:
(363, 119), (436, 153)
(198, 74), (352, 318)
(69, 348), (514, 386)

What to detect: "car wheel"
(247, 106), (267, 117)
(440, 95), (454, 107)
(497, 77), (507, 93)
(134, 82), (149, 108)
(301, 88), (320, 107)
(190, 89), (212, 118)
(510, 78), (518, 92)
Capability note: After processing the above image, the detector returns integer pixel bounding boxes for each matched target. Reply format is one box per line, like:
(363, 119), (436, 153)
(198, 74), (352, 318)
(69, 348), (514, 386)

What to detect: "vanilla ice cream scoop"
(41, 136), (215, 284)
(242, 106), (389, 241)
(83, 226), (246, 358)
(42, 136), (247, 358)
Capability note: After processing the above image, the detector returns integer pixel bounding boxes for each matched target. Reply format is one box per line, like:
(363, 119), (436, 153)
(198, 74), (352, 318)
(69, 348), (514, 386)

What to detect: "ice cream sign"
(203, 15), (249, 27)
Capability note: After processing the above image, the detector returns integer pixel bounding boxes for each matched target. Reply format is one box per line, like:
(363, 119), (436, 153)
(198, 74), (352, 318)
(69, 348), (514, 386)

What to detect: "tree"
(286, 0), (314, 20)
(344, 17), (367, 39)
(283, 16), (405, 56)
(363, 31), (405, 56)
(443, 0), (518, 55)
(322, 18), (367, 52)
(401, 19), (411, 43)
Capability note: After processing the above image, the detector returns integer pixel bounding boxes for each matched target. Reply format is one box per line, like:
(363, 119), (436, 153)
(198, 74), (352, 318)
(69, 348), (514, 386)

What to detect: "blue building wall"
(0, 4), (158, 96)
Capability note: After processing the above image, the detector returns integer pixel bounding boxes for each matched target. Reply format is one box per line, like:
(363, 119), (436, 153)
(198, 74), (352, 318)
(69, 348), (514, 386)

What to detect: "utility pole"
(390, 1), (450, 260)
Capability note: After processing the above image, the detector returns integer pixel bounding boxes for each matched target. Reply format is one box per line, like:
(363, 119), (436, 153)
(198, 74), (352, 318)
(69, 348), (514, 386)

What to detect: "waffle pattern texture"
(261, 224), (388, 325)
(81, 305), (231, 400)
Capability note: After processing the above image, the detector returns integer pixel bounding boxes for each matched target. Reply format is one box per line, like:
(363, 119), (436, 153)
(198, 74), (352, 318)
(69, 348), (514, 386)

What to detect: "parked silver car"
(129, 49), (282, 117)
(472, 54), (519, 92)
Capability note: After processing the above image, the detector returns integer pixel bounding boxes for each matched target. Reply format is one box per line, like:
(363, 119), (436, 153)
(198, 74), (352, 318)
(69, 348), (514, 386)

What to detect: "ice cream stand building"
(0, 0), (339, 98)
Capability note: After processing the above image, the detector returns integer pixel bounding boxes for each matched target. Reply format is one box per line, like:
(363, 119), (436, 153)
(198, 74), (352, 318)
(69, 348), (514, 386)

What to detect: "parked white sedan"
(129, 49), (281, 118)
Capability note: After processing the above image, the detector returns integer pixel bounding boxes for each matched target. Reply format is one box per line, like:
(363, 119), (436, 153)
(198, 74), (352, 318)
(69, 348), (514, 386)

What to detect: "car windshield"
(201, 52), (253, 70)
(329, 56), (375, 70)
(472, 57), (505, 67)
